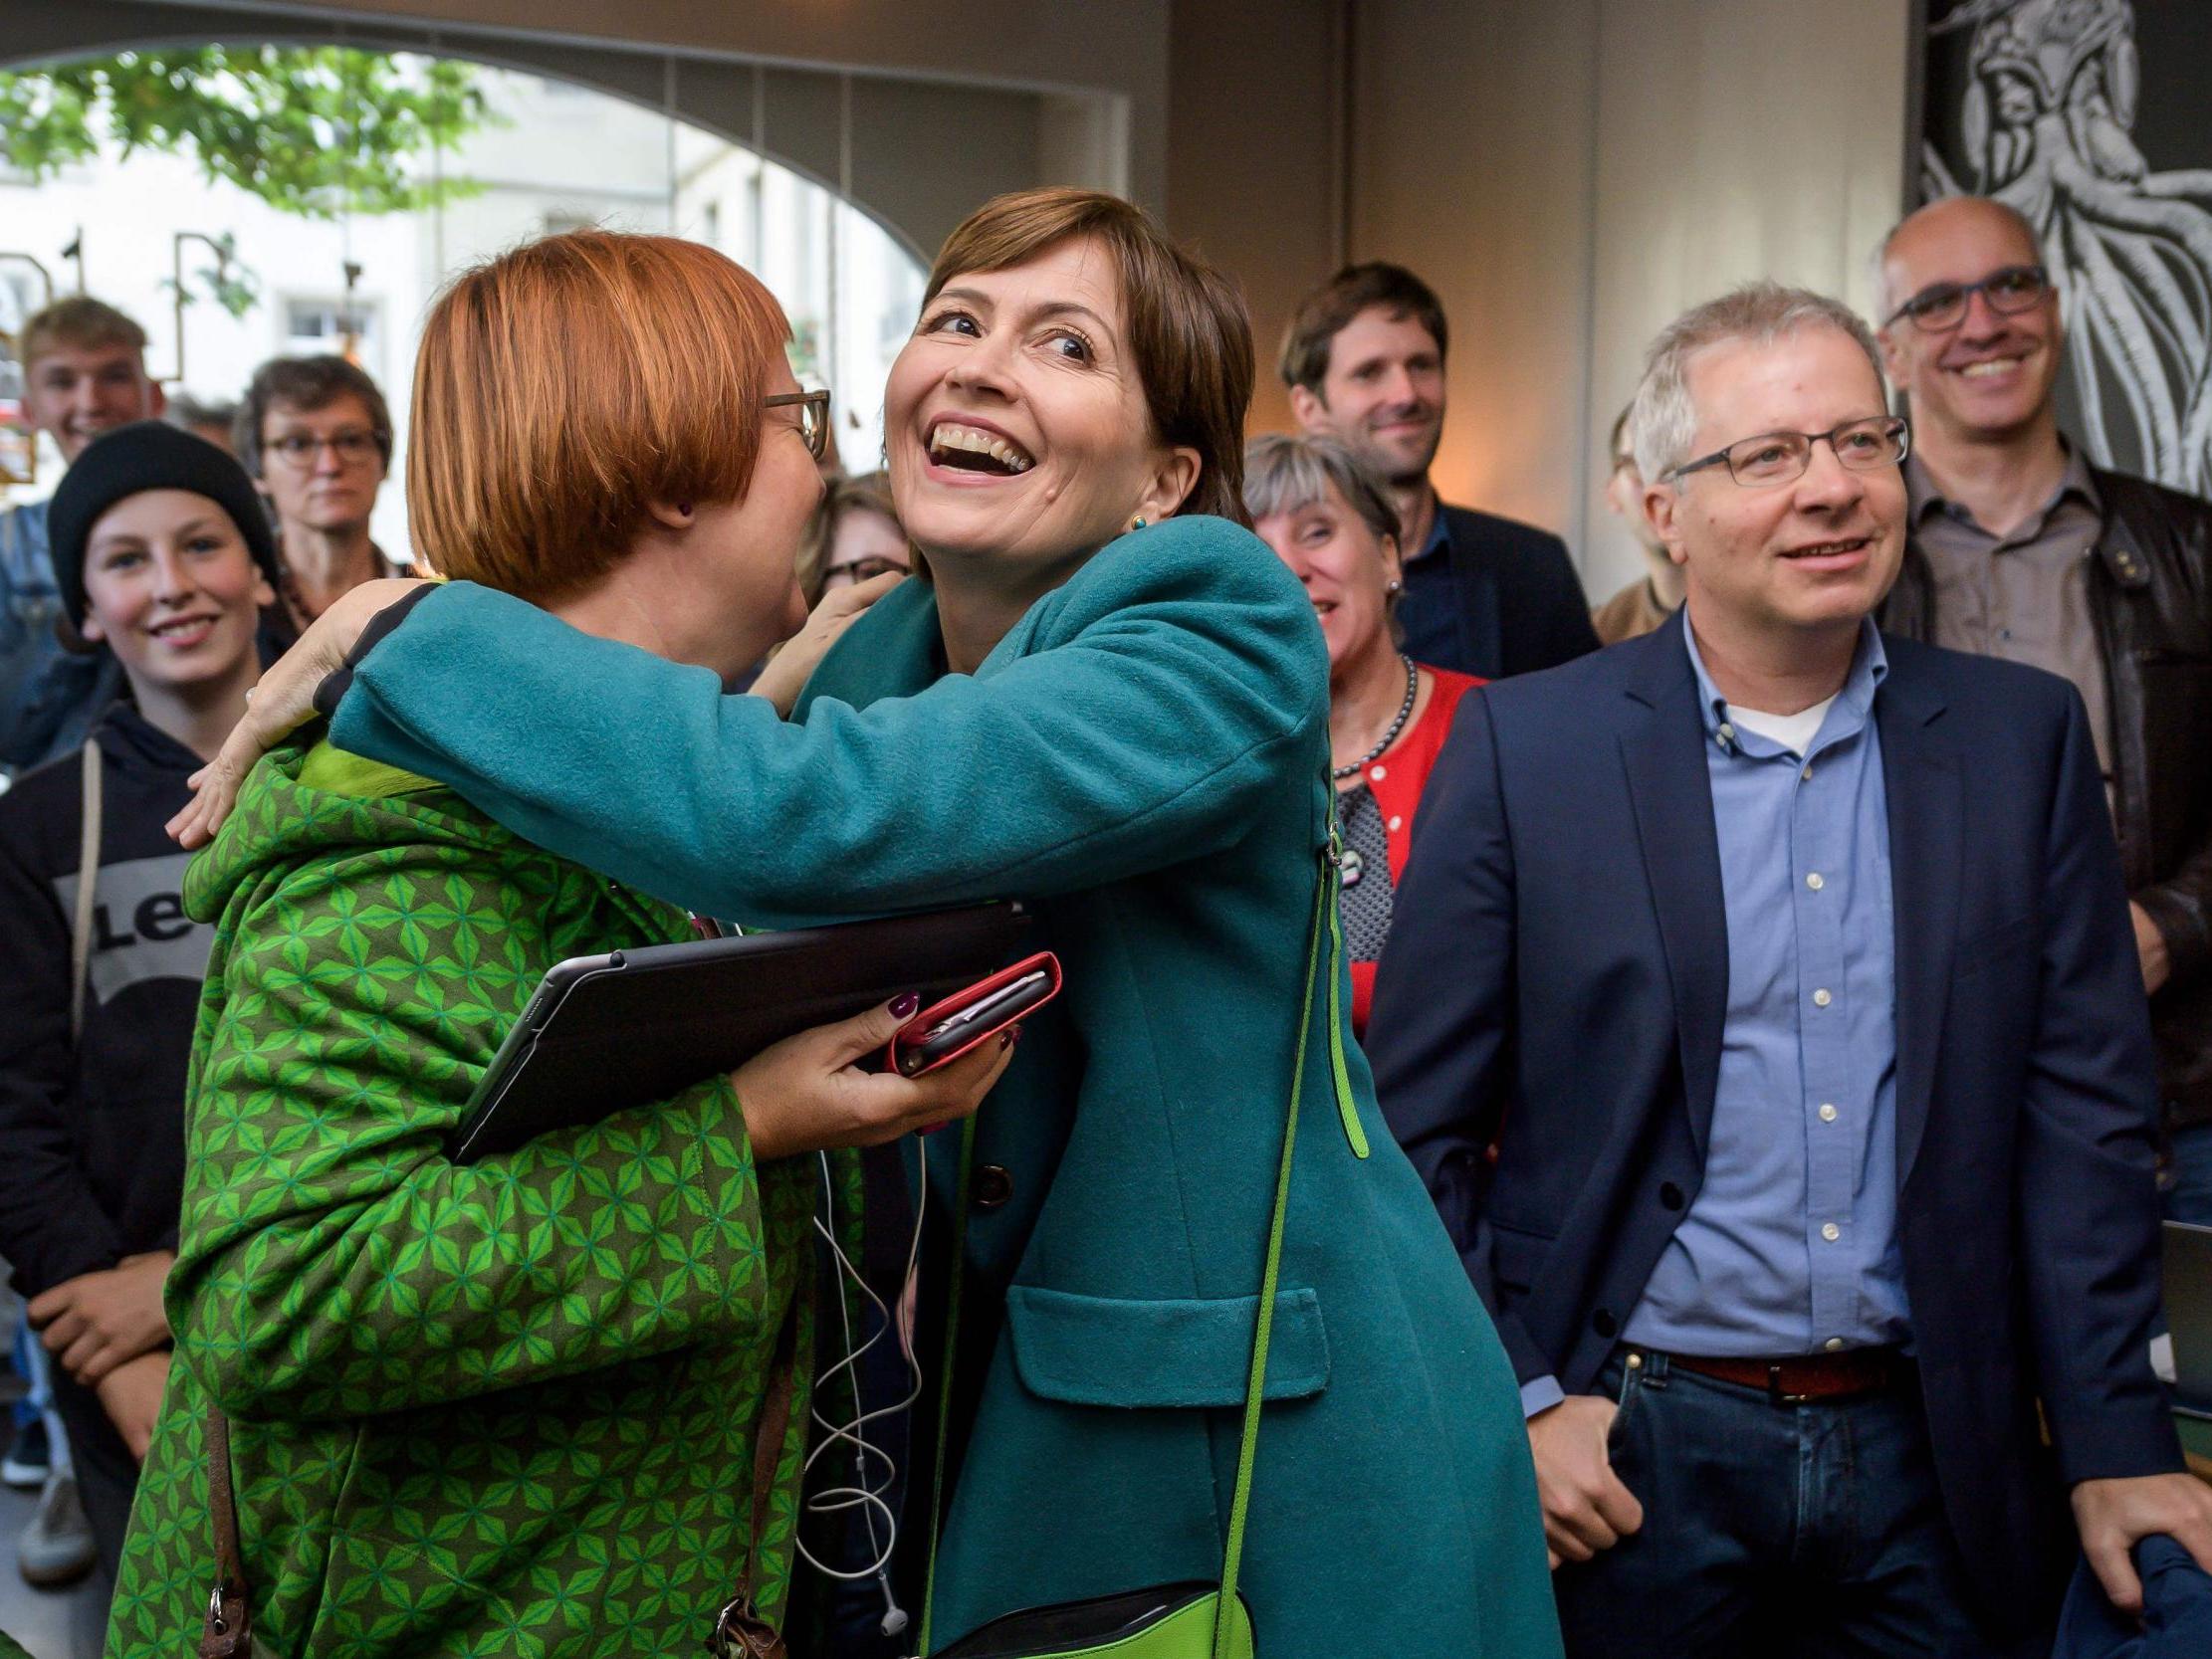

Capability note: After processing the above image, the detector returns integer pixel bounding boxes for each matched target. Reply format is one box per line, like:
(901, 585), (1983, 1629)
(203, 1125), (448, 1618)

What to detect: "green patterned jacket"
(106, 739), (822, 1659)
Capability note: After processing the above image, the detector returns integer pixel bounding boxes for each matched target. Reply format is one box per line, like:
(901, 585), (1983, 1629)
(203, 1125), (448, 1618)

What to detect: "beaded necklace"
(1332, 654), (1420, 781)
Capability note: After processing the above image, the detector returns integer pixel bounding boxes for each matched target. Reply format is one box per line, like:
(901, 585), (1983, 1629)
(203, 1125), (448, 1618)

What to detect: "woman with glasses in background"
(795, 470), (911, 607)
(233, 355), (415, 651)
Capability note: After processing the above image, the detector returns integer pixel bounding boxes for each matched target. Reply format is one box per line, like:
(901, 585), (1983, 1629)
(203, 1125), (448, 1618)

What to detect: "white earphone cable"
(793, 1146), (929, 1599)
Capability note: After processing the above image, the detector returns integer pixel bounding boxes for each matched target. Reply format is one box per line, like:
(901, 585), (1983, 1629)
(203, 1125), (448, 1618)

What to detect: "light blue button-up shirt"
(1623, 616), (1911, 1359)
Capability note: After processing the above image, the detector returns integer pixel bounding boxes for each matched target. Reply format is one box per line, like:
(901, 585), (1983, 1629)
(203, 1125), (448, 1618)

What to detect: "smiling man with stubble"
(1876, 195), (2212, 1227)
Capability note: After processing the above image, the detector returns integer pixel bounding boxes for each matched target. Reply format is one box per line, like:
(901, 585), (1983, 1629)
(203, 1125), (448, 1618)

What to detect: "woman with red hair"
(175, 194), (1560, 1659)
(106, 233), (1010, 1659)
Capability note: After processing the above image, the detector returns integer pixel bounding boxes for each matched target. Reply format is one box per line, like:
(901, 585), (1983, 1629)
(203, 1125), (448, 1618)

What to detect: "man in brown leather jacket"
(1876, 196), (2212, 1218)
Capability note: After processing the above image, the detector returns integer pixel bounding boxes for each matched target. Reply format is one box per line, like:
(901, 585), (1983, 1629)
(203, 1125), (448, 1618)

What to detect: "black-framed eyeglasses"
(823, 553), (910, 587)
(266, 429), (385, 468)
(1665, 415), (1910, 490)
(767, 389), (832, 461)
(1883, 264), (2050, 331)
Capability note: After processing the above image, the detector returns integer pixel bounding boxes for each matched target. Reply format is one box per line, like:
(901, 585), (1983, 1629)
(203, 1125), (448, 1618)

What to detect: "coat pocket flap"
(1487, 1222), (1555, 1292)
(1005, 1284), (1331, 1408)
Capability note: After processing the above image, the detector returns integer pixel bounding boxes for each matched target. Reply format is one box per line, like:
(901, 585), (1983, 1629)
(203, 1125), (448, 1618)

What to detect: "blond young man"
(1, 300), (164, 777)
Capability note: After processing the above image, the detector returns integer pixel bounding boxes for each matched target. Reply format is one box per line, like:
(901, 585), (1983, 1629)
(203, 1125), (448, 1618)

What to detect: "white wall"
(1167, 0), (1342, 438)
(1352, 0), (1914, 605)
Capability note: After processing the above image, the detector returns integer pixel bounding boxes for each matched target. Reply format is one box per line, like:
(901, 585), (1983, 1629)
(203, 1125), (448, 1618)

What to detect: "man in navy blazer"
(1280, 262), (1599, 680)
(1368, 282), (2212, 1656)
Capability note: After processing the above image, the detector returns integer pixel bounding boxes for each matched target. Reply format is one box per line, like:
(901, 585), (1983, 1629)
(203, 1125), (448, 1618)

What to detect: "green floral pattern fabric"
(106, 739), (822, 1659)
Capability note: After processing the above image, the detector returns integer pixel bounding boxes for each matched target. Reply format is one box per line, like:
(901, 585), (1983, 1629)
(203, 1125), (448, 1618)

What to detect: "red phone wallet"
(887, 950), (1063, 1078)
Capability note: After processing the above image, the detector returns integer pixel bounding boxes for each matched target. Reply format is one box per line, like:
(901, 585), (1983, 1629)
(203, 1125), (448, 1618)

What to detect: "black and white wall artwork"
(1922, 0), (2212, 493)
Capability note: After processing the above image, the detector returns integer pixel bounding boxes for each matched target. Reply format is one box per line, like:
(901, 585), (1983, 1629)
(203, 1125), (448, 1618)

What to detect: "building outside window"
(0, 59), (928, 547)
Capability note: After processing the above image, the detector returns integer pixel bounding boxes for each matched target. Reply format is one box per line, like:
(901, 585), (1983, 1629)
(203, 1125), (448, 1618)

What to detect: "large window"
(0, 59), (928, 550)
(280, 299), (382, 382)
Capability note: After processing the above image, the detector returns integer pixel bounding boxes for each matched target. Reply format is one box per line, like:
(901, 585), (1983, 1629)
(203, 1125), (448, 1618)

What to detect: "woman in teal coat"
(186, 190), (1561, 1657)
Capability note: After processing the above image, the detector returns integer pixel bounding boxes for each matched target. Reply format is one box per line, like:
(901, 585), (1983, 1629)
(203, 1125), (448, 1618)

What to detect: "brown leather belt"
(1658, 1346), (1906, 1405)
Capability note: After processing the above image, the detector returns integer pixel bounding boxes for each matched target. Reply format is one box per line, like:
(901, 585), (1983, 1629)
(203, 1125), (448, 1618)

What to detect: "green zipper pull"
(1320, 824), (1369, 1159)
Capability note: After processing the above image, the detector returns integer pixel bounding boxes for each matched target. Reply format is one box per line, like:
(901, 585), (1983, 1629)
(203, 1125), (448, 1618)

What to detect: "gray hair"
(1628, 283), (1886, 482)
(1241, 432), (1402, 547)
(164, 393), (241, 437)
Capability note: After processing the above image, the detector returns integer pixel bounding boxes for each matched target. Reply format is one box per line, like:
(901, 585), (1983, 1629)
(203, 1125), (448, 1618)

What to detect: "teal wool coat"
(327, 517), (1562, 1659)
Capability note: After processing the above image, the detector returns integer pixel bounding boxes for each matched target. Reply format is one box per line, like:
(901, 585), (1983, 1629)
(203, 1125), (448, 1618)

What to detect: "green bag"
(917, 831), (1361, 1659)
(931, 1582), (1252, 1659)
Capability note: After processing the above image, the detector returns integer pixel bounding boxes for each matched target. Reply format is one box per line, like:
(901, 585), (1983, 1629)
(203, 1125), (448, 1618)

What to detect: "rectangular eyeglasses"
(1883, 265), (2049, 331)
(767, 389), (832, 461)
(1664, 415), (1910, 489)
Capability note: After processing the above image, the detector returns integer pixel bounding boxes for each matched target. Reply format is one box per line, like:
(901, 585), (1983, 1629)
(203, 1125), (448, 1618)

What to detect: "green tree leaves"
(0, 47), (493, 220)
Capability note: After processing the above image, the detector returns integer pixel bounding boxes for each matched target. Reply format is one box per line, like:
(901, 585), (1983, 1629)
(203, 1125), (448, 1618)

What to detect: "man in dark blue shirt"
(1370, 281), (2212, 1656)
(1280, 262), (1598, 679)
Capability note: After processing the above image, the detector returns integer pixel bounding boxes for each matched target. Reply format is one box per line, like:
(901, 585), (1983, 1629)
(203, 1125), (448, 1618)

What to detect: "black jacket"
(1396, 503), (1600, 680)
(1883, 467), (2212, 1126)
(0, 702), (204, 1297)
(1369, 621), (2177, 1639)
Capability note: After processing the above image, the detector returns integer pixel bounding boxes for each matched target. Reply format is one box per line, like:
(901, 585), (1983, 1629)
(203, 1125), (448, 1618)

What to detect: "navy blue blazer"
(1368, 615), (2183, 1632)
(1411, 505), (1600, 681)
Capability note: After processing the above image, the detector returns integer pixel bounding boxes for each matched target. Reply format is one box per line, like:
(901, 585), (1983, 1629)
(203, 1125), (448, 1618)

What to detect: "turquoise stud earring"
(1132, 516), (1148, 530)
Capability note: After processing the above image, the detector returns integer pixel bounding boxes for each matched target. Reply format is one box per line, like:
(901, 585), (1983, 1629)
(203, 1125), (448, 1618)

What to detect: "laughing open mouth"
(929, 421), (1034, 476)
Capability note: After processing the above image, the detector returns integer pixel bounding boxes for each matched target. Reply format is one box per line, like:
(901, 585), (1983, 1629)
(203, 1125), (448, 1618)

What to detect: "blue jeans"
(10, 1316), (64, 1469)
(6, 1287), (35, 1434)
(2163, 1123), (2212, 1224)
(1552, 1349), (2046, 1658)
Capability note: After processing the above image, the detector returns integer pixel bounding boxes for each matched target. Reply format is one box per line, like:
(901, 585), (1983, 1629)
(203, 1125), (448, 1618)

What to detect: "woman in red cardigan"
(1246, 433), (1483, 1035)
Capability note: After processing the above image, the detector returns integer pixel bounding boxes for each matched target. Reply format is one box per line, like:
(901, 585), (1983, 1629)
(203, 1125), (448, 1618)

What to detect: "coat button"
(972, 1164), (1013, 1210)
(1593, 1309), (1618, 1339)
(1659, 1182), (1685, 1211)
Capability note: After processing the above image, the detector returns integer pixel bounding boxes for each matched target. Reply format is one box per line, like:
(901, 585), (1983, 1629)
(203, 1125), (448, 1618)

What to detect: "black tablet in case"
(446, 902), (1031, 1163)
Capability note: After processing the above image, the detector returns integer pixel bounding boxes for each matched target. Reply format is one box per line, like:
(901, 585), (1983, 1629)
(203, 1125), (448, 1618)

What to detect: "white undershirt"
(1723, 694), (1836, 757)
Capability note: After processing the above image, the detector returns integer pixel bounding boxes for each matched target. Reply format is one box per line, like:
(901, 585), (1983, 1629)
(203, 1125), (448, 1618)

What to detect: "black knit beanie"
(48, 421), (283, 631)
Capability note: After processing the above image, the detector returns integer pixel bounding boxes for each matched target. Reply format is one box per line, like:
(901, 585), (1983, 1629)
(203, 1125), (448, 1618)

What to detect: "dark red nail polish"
(890, 993), (920, 1020)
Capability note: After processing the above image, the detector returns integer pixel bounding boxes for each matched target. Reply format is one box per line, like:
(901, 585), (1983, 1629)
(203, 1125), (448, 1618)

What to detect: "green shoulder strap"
(1209, 837), (1337, 1655)
(918, 827), (1350, 1659)
(1325, 831), (1368, 1161)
